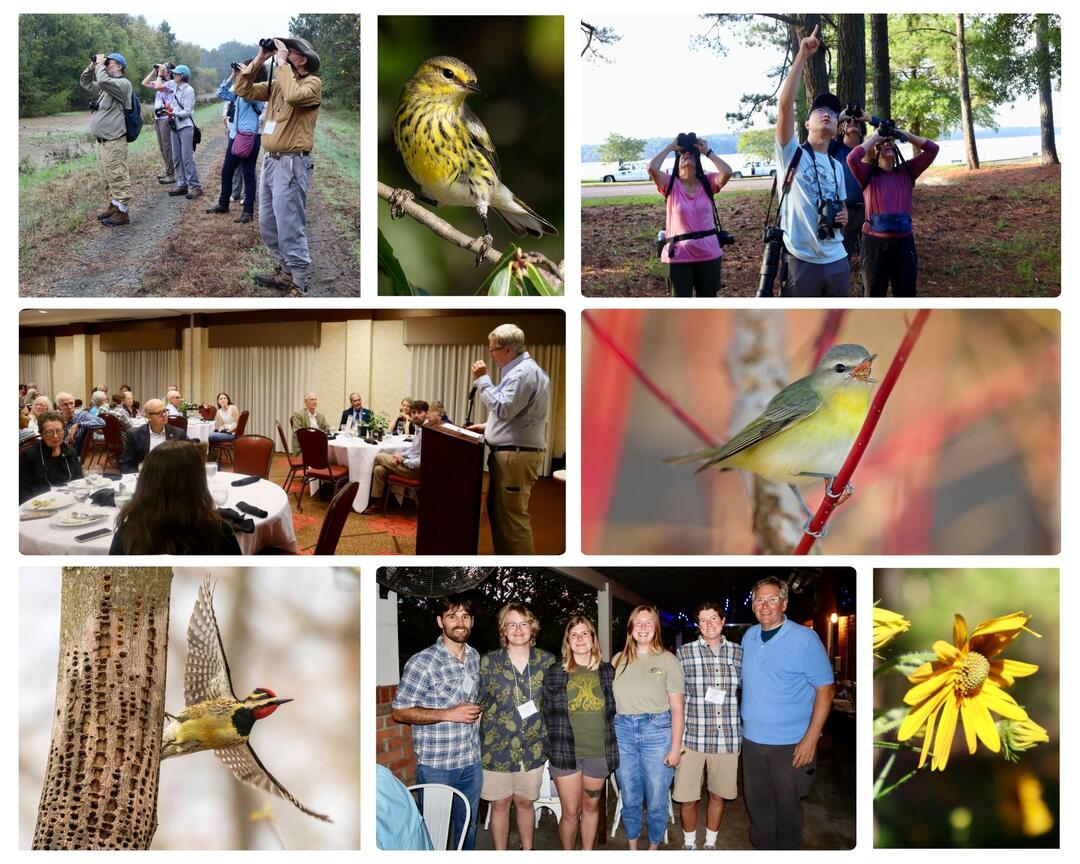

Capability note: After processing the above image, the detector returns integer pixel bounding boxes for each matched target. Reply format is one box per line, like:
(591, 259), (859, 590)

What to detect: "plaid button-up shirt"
(393, 638), (481, 770)
(541, 662), (620, 773)
(678, 637), (743, 754)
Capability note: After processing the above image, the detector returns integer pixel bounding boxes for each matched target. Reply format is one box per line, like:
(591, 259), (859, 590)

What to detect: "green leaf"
(525, 262), (559, 296)
(487, 264), (512, 296)
(476, 244), (518, 295)
(377, 229), (412, 295)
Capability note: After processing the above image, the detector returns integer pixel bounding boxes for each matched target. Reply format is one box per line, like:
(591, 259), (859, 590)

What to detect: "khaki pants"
(487, 449), (543, 555)
(371, 453), (420, 499)
(96, 136), (132, 208)
(155, 116), (174, 177)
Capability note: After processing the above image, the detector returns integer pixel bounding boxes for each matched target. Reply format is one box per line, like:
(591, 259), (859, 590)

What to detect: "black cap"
(809, 92), (843, 115)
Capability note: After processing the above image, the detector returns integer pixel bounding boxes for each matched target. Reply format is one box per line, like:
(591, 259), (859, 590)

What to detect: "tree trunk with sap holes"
(33, 568), (172, 850)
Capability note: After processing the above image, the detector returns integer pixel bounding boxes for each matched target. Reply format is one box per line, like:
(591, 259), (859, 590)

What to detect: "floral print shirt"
(478, 647), (556, 773)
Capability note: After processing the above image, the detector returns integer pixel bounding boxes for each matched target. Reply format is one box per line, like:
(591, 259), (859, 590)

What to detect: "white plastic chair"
(407, 782), (471, 851)
(608, 772), (673, 844)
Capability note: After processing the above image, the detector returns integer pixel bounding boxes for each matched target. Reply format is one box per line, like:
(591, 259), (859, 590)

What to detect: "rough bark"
(835, 14), (866, 110)
(1035, 14), (1059, 166)
(798, 15), (828, 110)
(33, 568), (172, 850)
(870, 15), (891, 118)
(726, 312), (804, 553)
(955, 14), (980, 170)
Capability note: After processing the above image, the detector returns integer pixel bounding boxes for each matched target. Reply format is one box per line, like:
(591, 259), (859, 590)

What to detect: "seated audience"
(19, 406), (37, 443)
(289, 391), (331, 453)
(106, 393), (134, 443)
(363, 401), (428, 512)
(390, 397), (416, 436)
(19, 411), (83, 503)
(56, 391), (104, 453)
(209, 392), (240, 445)
(340, 392), (373, 430)
(119, 398), (188, 473)
(166, 389), (185, 417)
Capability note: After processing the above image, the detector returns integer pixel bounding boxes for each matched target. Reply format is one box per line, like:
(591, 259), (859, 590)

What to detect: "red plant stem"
(811, 310), (847, 368)
(794, 309), (933, 554)
(582, 309), (719, 447)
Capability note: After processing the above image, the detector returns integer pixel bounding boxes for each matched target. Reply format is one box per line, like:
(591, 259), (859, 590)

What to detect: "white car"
(601, 160), (651, 182)
(732, 160), (777, 179)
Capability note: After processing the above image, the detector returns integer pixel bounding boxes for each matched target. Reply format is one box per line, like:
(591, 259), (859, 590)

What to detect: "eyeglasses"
(505, 621), (531, 630)
(145, 410), (165, 416)
(41, 427), (63, 437)
(753, 596), (783, 607)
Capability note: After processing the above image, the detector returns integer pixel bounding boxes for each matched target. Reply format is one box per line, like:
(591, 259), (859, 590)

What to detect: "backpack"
(124, 90), (143, 142)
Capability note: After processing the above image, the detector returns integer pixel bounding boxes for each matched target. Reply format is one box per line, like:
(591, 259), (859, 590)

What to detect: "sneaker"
(253, 267), (295, 290)
(168, 187), (189, 196)
(101, 210), (130, 227)
(205, 204), (229, 214)
(96, 204), (118, 221)
(185, 188), (204, 200)
(234, 212), (253, 224)
(682, 845), (696, 851)
(703, 844), (716, 851)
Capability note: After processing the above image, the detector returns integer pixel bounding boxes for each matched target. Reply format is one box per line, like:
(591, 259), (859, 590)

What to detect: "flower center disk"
(957, 651), (990, 695)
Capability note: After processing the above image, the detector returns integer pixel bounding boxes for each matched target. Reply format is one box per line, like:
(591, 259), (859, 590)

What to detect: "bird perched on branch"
(161, 575), (331, 822)
(390, 55), (557, 261)
(665, 344), (877, 530)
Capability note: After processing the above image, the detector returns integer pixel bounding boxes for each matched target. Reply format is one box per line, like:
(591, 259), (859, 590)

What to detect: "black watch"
(706, 149), (714, 157)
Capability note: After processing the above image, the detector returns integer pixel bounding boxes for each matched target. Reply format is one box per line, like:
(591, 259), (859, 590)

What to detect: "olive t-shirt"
(567, 668), (605, 758)
(611, 650), (684, 715)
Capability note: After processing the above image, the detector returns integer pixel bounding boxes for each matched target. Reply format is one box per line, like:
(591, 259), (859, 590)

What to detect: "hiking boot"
(186, 188), (204, 200)
(168, 187), (189, 196)
(158, 174), (175, 184)
(253, 267), (295, 290)
(231, 195), (242, 202)
(234, 212), (253, 224)
(96, 204), (118, 221)
(206, 204), (229, 214)
(101, 209), (130, 227)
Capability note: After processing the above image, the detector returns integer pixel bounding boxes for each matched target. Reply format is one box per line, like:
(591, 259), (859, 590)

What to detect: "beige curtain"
(19, 354), (52, 399)
(210, 345), (316, 446)
(105, 350), (180, 405)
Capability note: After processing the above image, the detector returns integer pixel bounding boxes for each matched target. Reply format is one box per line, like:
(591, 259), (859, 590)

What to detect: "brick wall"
(376, 684), (417, 784)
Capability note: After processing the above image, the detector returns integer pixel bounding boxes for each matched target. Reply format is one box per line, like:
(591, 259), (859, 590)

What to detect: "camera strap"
(763, 143), (804, 233)
(661, 153), (725, 254)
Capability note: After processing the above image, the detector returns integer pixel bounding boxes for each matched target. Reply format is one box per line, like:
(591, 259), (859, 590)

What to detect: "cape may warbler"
(392, 56), (557, 244)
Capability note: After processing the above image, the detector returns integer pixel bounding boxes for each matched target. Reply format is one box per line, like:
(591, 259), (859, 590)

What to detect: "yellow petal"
(969, 611), (1032, 637)
(933, 640), (961, 663)
(908, 660), (937, 683)
(918, 700), (940, 769)
(931, 693), (960, 771)
(899, 686), (951, 741)
(964, 694), (1001, 752)
(990, 659), (1040, 687)
(953, 614), (968, 648)
(959, 696), (978, 753)
(904, 666), (955, 705)
(978, 680), (1030, 722)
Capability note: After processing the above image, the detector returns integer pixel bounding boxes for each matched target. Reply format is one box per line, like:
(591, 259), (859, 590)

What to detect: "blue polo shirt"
(740, 618), (834, 745)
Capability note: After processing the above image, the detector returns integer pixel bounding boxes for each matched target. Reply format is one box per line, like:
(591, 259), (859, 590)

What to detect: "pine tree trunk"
(798, 15), (828, 112)
(33, 568), (172, 850)
(727, 312), (804, 553)
(870, 15), (891, 118)
(955, 14), (980, 170)
(1035, 14), (1060, 166)
(836, 14), (866, 110)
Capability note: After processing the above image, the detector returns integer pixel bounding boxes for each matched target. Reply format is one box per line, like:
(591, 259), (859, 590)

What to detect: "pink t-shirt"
(656, 171), (724, 263)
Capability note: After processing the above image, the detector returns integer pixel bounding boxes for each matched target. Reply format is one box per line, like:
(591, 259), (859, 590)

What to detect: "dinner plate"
(49, 510), (109, 529)
(20, 492), (75, 513)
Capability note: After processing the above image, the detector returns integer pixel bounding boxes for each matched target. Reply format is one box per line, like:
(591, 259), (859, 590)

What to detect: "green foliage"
(969, 14), (1061, 99)
(378, 228), (412, 295)
(289, 14), (361, 111)
(737, 128), (775, 160)
(597, 132), (646, 165)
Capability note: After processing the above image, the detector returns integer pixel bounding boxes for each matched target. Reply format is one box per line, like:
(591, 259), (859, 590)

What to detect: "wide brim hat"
(281, 36), (321, 75)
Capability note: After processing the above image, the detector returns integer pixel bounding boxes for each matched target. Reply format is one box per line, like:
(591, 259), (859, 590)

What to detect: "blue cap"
(106, 52), (127, 68)
(173, 64), (191, 77)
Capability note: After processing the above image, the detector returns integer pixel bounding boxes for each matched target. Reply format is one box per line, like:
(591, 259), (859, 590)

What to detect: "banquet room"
(18, 308), (566, 556)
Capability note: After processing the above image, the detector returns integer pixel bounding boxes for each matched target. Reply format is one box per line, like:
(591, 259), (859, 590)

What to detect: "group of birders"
(80, 35), (323, 294)
(651, 25), (937, 298)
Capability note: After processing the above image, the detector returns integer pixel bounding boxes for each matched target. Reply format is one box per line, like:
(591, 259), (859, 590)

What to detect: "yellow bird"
(665, 344), (877, 524)
(392, 56), (557, 246)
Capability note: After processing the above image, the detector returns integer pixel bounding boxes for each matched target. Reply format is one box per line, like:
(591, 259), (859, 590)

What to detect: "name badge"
(264, 120), (277, 135)
(460, 673), (476, 696)
(705, 686), (726, 705)
(517, 700), (538, 720)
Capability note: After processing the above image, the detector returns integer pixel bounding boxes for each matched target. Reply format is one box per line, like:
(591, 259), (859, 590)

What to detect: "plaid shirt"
(541, 663), (620, 773)
(678, 637), (743, 754)
(393, 639), (481, 770)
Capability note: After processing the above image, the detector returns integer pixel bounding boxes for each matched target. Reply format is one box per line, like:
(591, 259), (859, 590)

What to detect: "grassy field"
(311, 110), (360, 262)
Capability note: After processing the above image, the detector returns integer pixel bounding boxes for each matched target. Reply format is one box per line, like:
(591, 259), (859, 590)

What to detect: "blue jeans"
(415, 761), (482, 850)
(615, 712), (674, 844)
(208, 431), (234, 445)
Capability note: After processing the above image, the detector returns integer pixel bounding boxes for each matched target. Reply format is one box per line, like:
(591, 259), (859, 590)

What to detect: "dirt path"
(20, 117), (361, 297)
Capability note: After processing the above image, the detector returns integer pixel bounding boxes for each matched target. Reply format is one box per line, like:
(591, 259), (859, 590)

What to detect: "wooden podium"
(416, 423), (485, 554)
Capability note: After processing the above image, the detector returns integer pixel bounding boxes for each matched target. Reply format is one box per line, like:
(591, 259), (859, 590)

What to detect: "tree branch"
(794, 310), (932, 554)
(378, 181), (504, 266)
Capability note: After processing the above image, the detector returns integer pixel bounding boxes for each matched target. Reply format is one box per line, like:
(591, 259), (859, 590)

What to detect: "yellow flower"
(873, 606), (911, 650)
(897, 611), (1040, 771)
(1001, 718), (1050, 760)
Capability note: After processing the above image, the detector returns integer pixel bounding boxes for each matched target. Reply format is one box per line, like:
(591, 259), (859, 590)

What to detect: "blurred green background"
(874, 569), (1059, 848)
(378, 15), (564, 294)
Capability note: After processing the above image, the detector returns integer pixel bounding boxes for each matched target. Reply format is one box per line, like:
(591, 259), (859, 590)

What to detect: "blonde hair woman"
(612, 605), (685, 850)
(541, 616), (619, 850)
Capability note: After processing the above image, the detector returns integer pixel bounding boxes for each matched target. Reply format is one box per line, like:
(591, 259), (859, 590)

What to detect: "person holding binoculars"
(844, 111), (939, 297)
(141, 62), (176, 185)
(647, 133), (733, 298)
(79, 52), (134, 227)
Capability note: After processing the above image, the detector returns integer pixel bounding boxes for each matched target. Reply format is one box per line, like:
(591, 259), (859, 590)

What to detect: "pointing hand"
(800, 24), (821, 56)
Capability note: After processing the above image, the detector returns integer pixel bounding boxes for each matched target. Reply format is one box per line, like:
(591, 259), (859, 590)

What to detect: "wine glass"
(211, 483), (228, 508)
(87, 465), (104, 487)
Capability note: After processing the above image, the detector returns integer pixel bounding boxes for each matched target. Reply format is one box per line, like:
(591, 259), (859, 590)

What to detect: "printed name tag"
(705, 687), (726, 705)
(263, 120), (277, 135)
(517, 700), (538, 719)
(460, 673), (476, 696)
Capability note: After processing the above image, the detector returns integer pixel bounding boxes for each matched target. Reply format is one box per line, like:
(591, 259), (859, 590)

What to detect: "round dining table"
(19, 471), (297, 555)
(327, 434), (412, 512)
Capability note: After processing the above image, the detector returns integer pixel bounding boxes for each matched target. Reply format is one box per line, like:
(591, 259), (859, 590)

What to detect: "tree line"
(19, 13), (359, 118)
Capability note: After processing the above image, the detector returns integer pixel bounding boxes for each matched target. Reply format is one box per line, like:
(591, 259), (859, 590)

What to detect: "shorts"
(481, 765), (544, 802)
(672, 749), (740, 801)
(548, 757), (610, 780)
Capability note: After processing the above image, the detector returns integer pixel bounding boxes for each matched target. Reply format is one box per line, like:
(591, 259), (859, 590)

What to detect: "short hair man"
(165, 390), (184, 417)
(80, 52), (134, 227)
(55, 391), (105, 454)
(118, 397), (188, 473)
(234, 37), (322, 294)
(740, 578), (835, 849)
(340, 392), (373, 430)
(392, 596), (483, 850)
(468, 324), (551, 555)
(363, 400), (428, 511)
(674, 600), (743, 850)
(289, 391), (331, 453)
(775, 26), (851, 297)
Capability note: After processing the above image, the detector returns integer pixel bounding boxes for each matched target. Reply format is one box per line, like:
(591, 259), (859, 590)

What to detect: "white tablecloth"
(19, 471), (297, 555)
(328, 434), (412, 512)
(186, 420), (214, 443)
